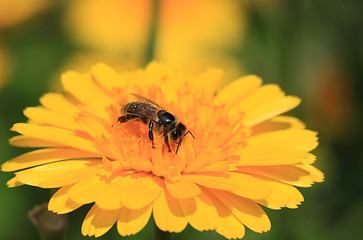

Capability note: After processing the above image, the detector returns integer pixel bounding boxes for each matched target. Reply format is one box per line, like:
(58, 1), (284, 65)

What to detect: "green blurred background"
(0, 0), (362, 239)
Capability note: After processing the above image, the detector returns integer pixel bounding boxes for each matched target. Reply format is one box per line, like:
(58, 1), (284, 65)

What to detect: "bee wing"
(129, 94), (163, 123)
(130, 93), (163, 109)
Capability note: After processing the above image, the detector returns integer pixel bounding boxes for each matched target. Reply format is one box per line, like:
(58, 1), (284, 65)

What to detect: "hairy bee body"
(118, 94), (193, 153)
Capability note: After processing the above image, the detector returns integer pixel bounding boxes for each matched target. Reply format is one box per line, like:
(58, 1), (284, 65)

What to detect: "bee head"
(170, 123), (186, 142)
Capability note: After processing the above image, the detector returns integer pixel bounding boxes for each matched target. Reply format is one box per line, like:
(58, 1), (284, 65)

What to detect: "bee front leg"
(148, 121), (155, 149)
(164, 134), (171, 152)
(118, 115), (127, 123)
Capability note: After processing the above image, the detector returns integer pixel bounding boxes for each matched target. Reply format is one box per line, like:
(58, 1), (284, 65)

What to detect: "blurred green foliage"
(1, 0), (362, 239)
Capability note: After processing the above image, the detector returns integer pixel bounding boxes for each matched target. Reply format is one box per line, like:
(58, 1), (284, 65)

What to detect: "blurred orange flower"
(0, 0), (51, 29)
(2, 63), (323, 239)
(64, 0), (246, 81)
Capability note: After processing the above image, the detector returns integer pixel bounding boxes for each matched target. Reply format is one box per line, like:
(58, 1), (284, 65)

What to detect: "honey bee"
(118, 94), (194, 153)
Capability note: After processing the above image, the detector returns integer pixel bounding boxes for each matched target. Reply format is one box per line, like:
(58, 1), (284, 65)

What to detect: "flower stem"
(145, 0), (160, 63)
(29, 203), (68, 240)
(153, 221), (172, 240)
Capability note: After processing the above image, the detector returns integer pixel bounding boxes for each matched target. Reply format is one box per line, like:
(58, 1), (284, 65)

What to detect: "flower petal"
(247, 129), (318, 152)
(178, 188), (218, 231)
(252, 175), (304, 209)
(240, 165), (323, 187)
(153, 189), (187, 233)
(81, 204), (119, 237)
(186, 172), (271, 199)
(24, 107), (80, 130)
(91, 63), (125, 91)
(165, 176), (201, 199)
(297, 165), (325, 183)
(11, 123), (97, 153)
(2, 148), (100, 172)
(6, 177), (24, 187)
(209, 189), (271, 233)
(243, 96), (301, 127)
(120, 175), (163, 210)
(9, 135), (62, 148)
(196, 68), (224, 96)
(61, 71), (112, 118)
(117, 204), (153, 236)
(251, 116), (306, 135)
(214, 75), (262, 106)
(237, 147), (308, 166)
(40, 93), (78, 115)
(48, 185), (82, 214)
(96, 173), (144, 210)
(68, 175), (108, 204)
(205, 190), (245, 239)
(233, 84), (285, 112)
(15, 160), (100, 188)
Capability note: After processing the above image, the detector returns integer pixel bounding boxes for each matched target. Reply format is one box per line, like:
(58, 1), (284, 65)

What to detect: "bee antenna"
(184, 131), (195, 139)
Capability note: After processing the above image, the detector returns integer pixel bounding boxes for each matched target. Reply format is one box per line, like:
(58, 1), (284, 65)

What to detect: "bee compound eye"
(171, 129), (181, 141)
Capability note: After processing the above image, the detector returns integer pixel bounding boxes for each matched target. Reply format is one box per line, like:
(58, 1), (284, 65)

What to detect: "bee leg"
(118, 116), (127, 123)
(175, 138), (182, 154)
(148, 121), (155, 149)
(164, 134), (171, 152)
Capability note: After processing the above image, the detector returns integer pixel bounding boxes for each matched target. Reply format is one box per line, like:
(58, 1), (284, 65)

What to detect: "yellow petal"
(2, 148), (100, 172)
(298, 165), (325, 183)
(240, 165), (320, 187)
(252, 175), (304, 209)
(75, 111), (109, 138)
(15, 160), (100, 188)
(214, 75), (262, 106)
(61, 71), (112, 119)
(68, 175), (108, 204)
(165, 176), (201, 199)
(183, 150), (225, 173)
(206, 190), (245, 239)
(178, 188), (218, 231)
(247, 129), (318, 152)
(48, 185), (82, 214)
(251, 116), (306, 136)
(24, 107), (79, 130)
(216, 213), (245, 239)
(186, 172), (271, 200)
(6, 177), (24, 187)
(243, 96), (301, 127)
(11, 123), (97, 153)
(96, 172), (147, 210)
(185, 172), (236, 191)
(117, 204), (153, 236)
(237, 147), (308, 166)
(91, 63), (125, 91)
(120, 175), (163, 210)
(233, 84), (285, 113)
(9, 135), (62, 148)
(228, 172), (271, 199)
(40, 93), (78, 115)
(209, 189), (271, 233)
(153, 189), (187, 233)
(81, 204), (119, 237)
(195, 68), (224, 96)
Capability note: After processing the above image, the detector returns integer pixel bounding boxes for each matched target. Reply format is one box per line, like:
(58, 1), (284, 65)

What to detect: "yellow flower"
(0, 0), (51, 29)
(64, 0), (245, 81)
(2, 62), (324, 239)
